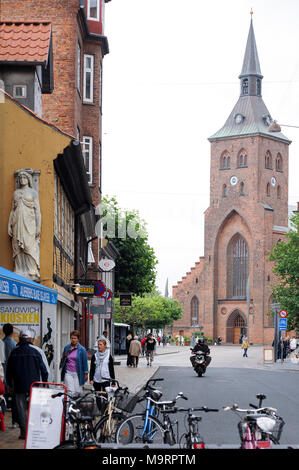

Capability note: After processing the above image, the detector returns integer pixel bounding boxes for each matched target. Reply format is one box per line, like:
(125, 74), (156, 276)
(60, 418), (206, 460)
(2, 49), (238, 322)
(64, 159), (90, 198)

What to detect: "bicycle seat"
(256, 393), (266, 401)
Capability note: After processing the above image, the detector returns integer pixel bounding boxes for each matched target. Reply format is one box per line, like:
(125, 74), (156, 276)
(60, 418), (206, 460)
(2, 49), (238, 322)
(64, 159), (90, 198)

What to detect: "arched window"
(265, 151), (272, 169)
(220, 152), (230, 169)
(191, 296), (199, 325)
(277, 185), (281, 199)
(223, 184), (227, 197)
(257, 79), (261, 96)
(240, 182), (245, 195)
(242, 79), (248, 95)
(227, 235), (249, 298)
(266, 183), (270, 197)
(238, 149), (248, 167)
(276, 153), (283, 171)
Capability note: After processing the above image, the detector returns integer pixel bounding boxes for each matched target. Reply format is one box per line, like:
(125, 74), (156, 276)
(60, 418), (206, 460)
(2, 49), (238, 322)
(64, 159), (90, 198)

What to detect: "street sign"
(99, 259), (115, 272)
(93, 280), (106, 297)
(75, 281), (95, 296)
(279, 318), (287, 331)
(279, 310), (288, 318)
(119, 293), (132, 307)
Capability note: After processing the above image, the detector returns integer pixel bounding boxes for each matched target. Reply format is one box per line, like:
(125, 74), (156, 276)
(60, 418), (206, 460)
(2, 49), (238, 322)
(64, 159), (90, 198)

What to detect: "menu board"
(25, 383), (65, 449)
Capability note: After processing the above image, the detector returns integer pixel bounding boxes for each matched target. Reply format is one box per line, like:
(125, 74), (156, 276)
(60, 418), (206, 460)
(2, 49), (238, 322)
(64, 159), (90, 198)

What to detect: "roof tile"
(0, 22), (51, 64)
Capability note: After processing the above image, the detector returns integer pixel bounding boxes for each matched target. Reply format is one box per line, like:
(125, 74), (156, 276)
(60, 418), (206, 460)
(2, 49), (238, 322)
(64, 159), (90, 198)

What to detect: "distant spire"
(239, 15), (262, 79)
(164, 278), (169, 298)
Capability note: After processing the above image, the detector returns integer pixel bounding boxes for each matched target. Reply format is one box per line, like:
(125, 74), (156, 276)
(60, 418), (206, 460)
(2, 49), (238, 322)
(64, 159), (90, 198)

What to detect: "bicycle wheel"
(94, 412), (127, 443)
(116, 413), (165, 445)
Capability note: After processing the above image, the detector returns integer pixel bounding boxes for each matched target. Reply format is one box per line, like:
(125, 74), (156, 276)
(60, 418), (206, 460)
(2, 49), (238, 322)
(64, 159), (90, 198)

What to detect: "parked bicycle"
(115, 378), (189, 445)
(52, 390), (101, 449)
(94, 378), (138, 443)
(162, 406), (218, 449)
(224, 393), (285, 449)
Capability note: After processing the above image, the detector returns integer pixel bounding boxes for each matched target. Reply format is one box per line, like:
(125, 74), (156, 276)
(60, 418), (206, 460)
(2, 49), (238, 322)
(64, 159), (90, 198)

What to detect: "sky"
(101, 0), (299, 296)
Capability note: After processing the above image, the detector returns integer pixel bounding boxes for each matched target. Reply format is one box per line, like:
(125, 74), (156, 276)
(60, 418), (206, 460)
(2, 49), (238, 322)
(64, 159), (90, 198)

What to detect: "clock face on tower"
(271, 177), (276, 186)
(230, 176), (238, 186)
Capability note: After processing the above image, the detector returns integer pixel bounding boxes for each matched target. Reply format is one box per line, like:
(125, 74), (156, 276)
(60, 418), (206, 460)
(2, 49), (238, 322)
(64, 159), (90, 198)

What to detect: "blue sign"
(279, 318), (287, 331)
(0, 267), (57, 305)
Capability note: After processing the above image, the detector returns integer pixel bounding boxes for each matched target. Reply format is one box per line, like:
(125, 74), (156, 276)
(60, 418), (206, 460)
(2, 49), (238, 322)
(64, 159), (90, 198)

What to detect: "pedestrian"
(2, 324), (18, 429)
(89, 338), (115, 414)
(157, 336), (161, 346)
(144, 333), (156, 367)
(290, 336), (297, 353)
(162, 335), (167, 347)
(60, 330), (88, 397)
(129, 336), (142, 368)
(98, 330), (111, 351)
(241, 336), (249, 357)
(22, 329), (51, 381)
(0, 361), (6, 432)
(6, 330), (48, 439)
(126, 331), (133, 367)
(0, 338), (5, 372)
(141, 336), (147, 356)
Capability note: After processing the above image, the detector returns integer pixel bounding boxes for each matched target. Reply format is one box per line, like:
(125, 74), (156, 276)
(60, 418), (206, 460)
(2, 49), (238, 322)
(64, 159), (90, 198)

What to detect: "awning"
(0, 266), (57, 305)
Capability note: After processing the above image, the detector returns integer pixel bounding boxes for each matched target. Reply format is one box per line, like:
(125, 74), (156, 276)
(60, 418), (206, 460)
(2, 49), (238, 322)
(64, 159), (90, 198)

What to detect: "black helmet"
(197, 337), (204, 344)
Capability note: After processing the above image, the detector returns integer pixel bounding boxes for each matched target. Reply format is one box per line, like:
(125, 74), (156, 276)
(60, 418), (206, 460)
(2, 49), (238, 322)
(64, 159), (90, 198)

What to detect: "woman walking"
(89, 338), (115, 414)
(241, 336), (249, 357)
(129, 336), (142, 368)
(60, 330), (88, 396)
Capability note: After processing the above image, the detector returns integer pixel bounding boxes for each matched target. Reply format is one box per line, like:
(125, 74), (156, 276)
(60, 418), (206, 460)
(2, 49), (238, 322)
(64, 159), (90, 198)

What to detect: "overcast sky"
(102, 0), (299, 295)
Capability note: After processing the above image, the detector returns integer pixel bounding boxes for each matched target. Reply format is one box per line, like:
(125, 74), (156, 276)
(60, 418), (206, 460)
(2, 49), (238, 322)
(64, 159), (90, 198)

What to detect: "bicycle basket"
(257, 416), (285, 443)
(116, 391), (139, 413)
(78, 395), (99, 418)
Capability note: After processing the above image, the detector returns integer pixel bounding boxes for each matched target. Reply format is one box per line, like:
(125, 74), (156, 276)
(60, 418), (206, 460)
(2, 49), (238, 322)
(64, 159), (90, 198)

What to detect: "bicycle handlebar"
(223, 405), (277, 413)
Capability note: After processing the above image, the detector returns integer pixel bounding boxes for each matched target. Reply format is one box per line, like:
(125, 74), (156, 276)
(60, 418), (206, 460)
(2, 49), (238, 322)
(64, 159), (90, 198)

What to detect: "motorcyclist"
(191, 338), (211, 367)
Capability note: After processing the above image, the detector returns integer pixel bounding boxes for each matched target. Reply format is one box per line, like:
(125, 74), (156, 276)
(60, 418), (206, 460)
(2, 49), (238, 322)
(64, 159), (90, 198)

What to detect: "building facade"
(0, 0), (112, 349)
(172, 18), (291, 344)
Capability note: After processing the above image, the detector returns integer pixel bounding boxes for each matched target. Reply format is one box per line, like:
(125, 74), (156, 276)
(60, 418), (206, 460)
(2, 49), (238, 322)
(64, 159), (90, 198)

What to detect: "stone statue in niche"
(8, 169), (41, 281)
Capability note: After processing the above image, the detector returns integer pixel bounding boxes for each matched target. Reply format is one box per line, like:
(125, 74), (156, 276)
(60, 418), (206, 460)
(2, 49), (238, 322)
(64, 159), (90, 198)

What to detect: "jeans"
(243, 349), (248, 357)
(15, 393), (28, 437)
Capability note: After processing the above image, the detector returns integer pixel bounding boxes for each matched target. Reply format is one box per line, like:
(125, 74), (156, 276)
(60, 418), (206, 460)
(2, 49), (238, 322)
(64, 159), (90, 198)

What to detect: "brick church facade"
(172, 18), (291, 344)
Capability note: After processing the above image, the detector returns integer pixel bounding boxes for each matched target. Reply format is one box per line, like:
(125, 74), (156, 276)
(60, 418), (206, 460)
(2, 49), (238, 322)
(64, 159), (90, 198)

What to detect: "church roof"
(239, 18), (262, 78)
(208, 95), (291, 143)
(209, 17), (291, 145)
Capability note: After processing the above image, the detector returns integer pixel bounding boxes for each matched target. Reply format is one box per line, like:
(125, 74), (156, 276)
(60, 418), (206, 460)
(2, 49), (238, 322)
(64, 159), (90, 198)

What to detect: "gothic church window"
(257, 79), (261, 95)
(277, 185), (281, 199)
(227, 235), (248, 298)
(238, 150), (248, 167)
(240, 182), (245, 195)
(265, 151), (272, 169)
(266, 183), (270, 197)
(191, 296), (199, 325)
(276, 153), (283, 171)
(222, 184), (227, 197)
(220, 152), (231, 169)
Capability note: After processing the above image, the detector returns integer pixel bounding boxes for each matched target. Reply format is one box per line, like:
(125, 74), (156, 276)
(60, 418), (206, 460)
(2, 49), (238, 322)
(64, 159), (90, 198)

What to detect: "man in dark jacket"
(6, 330), (48, 439)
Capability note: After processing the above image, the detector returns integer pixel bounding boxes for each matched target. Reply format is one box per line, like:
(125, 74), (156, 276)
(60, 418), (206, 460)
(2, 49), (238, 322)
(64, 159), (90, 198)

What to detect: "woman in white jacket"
(89, 339), (115, 414)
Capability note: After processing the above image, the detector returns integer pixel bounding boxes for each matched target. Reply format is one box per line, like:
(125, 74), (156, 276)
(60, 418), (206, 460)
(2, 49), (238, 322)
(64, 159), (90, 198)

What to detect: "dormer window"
(88, 0), (99, 21)
(257, 79), (261, 96)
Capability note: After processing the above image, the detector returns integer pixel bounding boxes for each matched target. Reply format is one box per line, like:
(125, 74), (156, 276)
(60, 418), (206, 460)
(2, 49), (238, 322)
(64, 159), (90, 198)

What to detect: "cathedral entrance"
(226, 310), (247, 344)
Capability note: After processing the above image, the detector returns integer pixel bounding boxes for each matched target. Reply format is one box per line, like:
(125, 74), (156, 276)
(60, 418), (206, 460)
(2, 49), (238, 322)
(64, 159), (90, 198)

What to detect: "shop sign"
(0, 300), (41, 343)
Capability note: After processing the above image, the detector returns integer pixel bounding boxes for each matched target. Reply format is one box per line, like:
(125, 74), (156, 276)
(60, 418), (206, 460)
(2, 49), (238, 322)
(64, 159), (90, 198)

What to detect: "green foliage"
(268, 213), (299, 329)
(113, 294), (182, 331)
(101, 196), (158, 295)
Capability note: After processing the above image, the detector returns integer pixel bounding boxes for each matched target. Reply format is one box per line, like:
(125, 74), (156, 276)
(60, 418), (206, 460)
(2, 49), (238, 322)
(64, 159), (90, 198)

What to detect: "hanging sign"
(25, 382), (66, 449)
(99, 259), (115, 271)
(279, 318), (287, 331)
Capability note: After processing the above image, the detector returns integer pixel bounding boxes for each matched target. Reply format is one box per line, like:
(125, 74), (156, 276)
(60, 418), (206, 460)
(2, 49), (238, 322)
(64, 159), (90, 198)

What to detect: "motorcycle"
(190, 348), (211, 377)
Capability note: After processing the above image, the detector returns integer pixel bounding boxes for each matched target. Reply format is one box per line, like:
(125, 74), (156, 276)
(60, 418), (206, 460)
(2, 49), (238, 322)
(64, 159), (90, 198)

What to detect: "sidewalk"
(0, 345), (181, 450)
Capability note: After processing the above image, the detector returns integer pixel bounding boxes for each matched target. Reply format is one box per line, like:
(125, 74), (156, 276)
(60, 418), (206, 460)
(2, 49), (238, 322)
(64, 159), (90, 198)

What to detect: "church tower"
(202, 15), (291, 344)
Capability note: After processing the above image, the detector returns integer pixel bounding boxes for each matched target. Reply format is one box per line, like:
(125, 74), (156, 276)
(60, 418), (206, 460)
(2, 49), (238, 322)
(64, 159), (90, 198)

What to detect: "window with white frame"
(77, 42), (81, 92)
(54, 174), (75, 259)
(87, 0), (99, 21)
(82, 136), (93, 183)
(83, 54), (94, 103)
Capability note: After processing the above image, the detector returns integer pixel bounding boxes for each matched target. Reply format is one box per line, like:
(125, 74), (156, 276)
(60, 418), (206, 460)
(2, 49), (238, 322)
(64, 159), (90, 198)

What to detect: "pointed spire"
(239, 14), (262, 79)
(164, 278), (169, 298)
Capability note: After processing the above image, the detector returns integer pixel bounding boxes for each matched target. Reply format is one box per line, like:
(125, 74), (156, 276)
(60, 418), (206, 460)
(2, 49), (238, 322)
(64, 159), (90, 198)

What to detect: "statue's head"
(17, 170), (33, 188)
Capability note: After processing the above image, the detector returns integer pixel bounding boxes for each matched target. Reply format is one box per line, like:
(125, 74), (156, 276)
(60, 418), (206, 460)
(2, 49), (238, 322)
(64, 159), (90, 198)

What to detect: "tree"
(268, 213), (299, 330)
(99, 196), (158, 295)
(113, 294), (182, 333)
